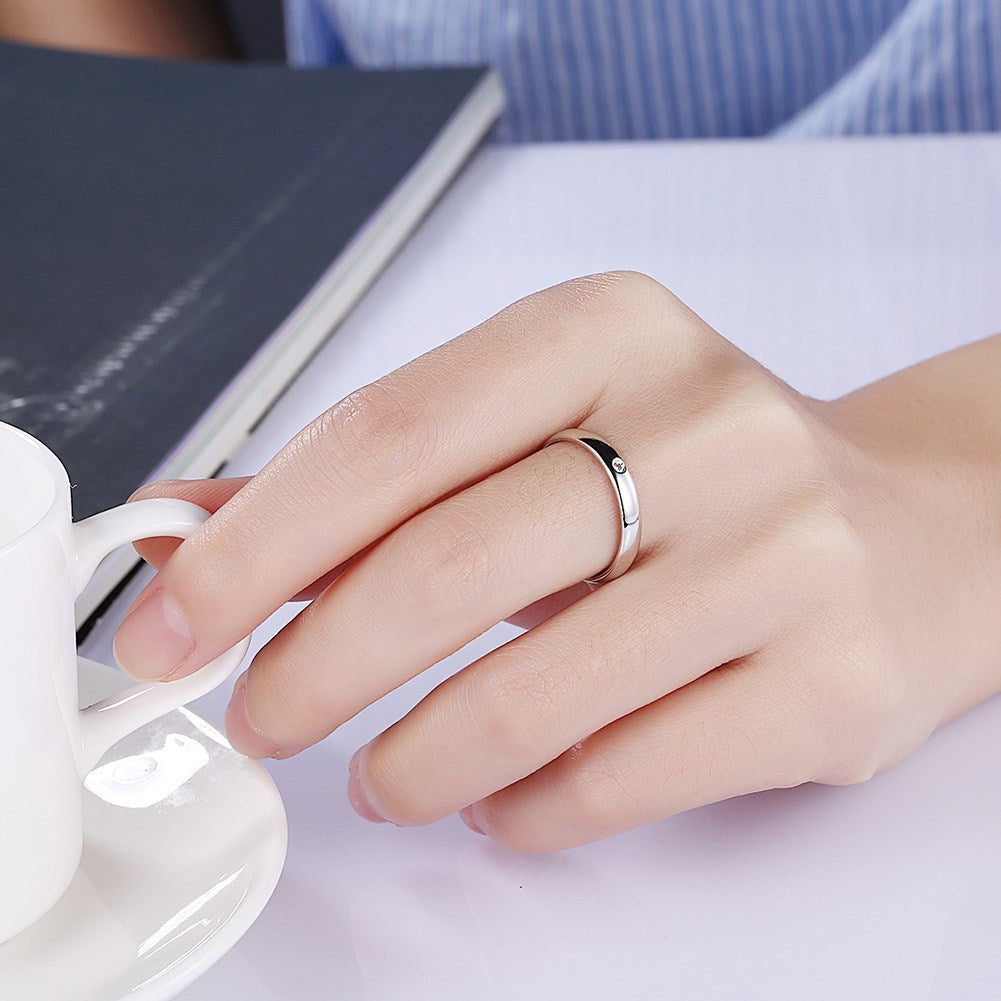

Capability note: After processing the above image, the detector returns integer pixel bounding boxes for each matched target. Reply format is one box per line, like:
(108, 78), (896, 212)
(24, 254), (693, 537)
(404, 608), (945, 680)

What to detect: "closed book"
(0, 42), (503, 623)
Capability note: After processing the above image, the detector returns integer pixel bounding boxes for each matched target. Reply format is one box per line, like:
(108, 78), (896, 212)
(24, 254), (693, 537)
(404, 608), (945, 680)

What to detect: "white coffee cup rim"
(0, 422), (71, 558)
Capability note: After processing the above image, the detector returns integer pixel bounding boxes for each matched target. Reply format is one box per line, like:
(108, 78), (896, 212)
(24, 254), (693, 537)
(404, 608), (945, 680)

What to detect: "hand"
(114, 272), (1001, 852)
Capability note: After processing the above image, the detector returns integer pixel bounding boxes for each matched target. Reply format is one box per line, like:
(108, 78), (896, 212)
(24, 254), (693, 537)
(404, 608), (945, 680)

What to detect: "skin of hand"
(113, 272), (1001, 852)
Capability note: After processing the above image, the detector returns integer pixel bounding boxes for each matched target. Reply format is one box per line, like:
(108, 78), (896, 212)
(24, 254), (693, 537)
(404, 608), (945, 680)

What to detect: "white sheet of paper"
(83, 134), (1001, 1001)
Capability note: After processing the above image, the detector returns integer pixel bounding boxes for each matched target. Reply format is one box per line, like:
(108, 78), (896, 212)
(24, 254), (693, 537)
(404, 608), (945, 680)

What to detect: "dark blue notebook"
(0, 42), (502, 620)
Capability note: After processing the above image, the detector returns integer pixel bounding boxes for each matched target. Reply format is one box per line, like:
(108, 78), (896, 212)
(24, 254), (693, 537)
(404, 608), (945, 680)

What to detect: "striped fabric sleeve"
(285, 0), (1001, 141)
(285, 0), (348, 67)
(777, 0), (1001, 135)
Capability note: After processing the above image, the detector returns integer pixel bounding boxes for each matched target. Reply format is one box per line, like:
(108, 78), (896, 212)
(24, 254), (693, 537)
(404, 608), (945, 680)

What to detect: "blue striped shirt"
(283, 0), (1000, 141)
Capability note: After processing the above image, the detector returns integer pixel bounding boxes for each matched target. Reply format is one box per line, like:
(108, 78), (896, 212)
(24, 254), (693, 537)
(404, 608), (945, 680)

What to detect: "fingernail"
(459, 806), (486, 836)
(224, 674), (282, 759)
(127, 480), (168, 502)
(347, 746), (388, 824)
(113, 588), (194, 680)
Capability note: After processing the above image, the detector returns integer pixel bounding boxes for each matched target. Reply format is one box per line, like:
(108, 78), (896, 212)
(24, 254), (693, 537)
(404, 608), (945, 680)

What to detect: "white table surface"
(83, 135), (1001, 1001)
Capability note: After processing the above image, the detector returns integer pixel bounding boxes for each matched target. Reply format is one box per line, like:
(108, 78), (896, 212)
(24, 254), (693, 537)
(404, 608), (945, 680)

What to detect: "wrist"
(820, 336), (1001, 714)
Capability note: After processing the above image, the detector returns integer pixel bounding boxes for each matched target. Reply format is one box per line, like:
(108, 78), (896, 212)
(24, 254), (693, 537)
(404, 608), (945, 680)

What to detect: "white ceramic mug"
(0, 421), (250, 944)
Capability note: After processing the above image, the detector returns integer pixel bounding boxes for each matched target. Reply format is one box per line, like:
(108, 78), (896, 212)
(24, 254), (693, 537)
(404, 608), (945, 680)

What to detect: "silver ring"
(543, 428), (641, 584)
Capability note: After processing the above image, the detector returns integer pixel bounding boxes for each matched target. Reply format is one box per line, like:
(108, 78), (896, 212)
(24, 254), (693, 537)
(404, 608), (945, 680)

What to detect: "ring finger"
(228, 432), (649, 757)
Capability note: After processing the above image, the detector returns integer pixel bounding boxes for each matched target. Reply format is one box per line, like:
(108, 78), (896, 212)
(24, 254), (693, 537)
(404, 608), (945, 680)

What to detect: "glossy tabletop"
(83, 135), (1001, 1000)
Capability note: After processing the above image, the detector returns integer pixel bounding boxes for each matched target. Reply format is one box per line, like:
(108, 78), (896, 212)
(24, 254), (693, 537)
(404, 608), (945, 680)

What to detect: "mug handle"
(72, 497), (250, 774)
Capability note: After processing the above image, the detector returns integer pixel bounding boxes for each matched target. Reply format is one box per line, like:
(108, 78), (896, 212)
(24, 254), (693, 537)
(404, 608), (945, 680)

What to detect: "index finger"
(113, 273), (694, 681)
(129, 477), (251, 568)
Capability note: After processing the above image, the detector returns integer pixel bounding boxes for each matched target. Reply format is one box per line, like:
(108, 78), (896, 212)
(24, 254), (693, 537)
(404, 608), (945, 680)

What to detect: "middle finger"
(229, 435), (637, 756)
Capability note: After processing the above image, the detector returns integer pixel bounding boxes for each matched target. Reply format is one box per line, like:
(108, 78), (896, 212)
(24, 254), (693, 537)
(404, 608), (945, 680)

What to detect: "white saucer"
(0, 657), (287, 1001)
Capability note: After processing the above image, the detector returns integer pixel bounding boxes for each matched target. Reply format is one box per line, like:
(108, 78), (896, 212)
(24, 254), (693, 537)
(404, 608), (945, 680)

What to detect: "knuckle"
(542, 270), (673, 316)
(602, 270), (678, 311)
(482, 744), (637, 854)
(775, 506), (867, 599)
(491, 272), (705, 406)
(717, 375), (865, 575)
(391, 505), (498, 618)
(761, 500), (869, 626)
(724, 369), (820, 475)
(802, 513), (867, 581)
(472, 656), (559, 761)
(550, 271), (691, 346)
(180, 518), (254, 606)
(557, 744), (633, 833)
(556, 271), (642, 308)
(599, 272), (696, 350)
(310, 379), (439, 488)
(757, 395), (817, 470)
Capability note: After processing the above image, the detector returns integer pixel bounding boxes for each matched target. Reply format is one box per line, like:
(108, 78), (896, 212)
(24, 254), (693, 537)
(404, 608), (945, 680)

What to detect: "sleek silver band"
(543, 428), (641, 584)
